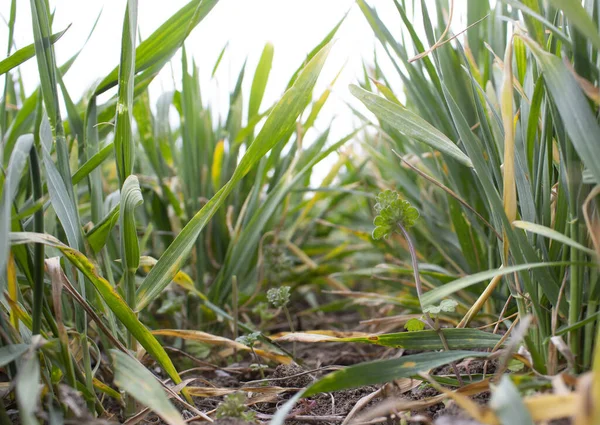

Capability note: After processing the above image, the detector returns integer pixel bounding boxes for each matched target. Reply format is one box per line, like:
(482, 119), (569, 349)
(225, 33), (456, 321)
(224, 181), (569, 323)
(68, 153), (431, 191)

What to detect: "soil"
(433, 358), (499, 377)
(139, 304), (567, 425)
(212, 418), (257, 425)
(154, 333), (504, 425)
(270, 364), (314, 388)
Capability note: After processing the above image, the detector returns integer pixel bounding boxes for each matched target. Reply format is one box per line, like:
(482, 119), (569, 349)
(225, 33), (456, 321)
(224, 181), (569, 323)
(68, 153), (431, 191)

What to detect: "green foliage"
(111, 350), (185, 425)
(423, 299), (458, 315)
(404, 318), (425, 332)
(2, 1), (600, 423)
(236, 332), (261, 348)
(352, 0), (600, 379)
(372, 190), (419, 239)
(215, 392), (256, 422)
(0, 0), (346, 419)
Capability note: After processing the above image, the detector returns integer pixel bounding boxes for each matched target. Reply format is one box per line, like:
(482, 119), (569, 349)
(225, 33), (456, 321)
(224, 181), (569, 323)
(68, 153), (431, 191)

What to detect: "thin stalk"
(583, 268), (598, 369)
(283, 305), (296, 358)
(397, 223), (463, 385)
(29, 144), (44, 335)
(250, 346), (265, 380)
(569, 222), (583, 371)
(100, 248), (119, 338)
(515, 294), (547, 374)
(125, 269), (136, 350)
(233, 276), (239, 361)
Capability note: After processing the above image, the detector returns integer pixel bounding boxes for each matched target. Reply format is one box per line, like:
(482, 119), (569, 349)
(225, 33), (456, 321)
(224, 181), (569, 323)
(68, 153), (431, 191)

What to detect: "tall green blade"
(16, 345), (41, 425)
(350, 85), (474, 168)
(269, 351), (489, 425)
(248, 43), (274, 119)
(95, 0), (219, 95)
(115, 0), (137, 183)
(0, 135), (33, 283)
(111, 350), (185, 425)
(9, 232), (185, 388)
(0, 28), (69, 76)
(520, 34), (600, 184)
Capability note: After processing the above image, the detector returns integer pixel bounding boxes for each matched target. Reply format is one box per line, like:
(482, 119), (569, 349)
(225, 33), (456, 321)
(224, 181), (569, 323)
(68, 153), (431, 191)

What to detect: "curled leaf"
(423, 299), (458, 315)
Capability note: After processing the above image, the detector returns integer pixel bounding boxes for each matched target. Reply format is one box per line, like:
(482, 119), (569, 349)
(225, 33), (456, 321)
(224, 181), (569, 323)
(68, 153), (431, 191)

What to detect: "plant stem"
(250, 346), (265, 380)
(233, 276), (239, 361)
(29, 145), (44, 335)
(583, 269), (598, 369)
(283, 305), (296, 358)
(398, 223), (463, 385)
(569, 223), (582, 372)
(125, 269), (136, 351)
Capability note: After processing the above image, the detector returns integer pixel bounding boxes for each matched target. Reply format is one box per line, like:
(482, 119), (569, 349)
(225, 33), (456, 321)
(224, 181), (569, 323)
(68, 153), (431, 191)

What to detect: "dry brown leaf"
(151, 329), (291, 364)
(270, 330), (370, 343)
(186, 386), (300, 398)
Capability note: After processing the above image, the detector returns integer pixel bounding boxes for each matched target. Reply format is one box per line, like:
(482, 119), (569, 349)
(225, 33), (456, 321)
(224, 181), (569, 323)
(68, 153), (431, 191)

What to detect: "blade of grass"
(269, 351), (489, 425)
(16, 342), (42, 425)
(422, 261), (579, 307)
(120, 175), (143, 349)
(0, 28), (69, 76)
(547, 0), (600, 50)
(519, 33), (600, 184)
(95, 0), (219, 95)
(0, 344), (28, 366)
(0, 135), (33, 284)
(274, 328), (502, 350)
(111, 350), (185, 425)
(114, 0), (137, 183)
(0, 0), (17, 143)
(491, 376), (535, 425)
(513, 220), (597, 256)
(9, 232), (185, 391)
(350, 85), (473, 168)
(211, 130), (355, 301)
(248, 43), (274, 120)
(86, 204), (120, 253)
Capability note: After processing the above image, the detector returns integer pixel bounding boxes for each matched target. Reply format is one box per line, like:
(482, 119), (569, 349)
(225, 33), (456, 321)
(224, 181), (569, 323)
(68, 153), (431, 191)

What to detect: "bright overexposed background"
(0, 1), (472, 146)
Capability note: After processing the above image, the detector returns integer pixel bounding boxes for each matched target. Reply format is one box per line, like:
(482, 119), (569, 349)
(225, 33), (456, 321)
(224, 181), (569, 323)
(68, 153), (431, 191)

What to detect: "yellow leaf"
(151, 329), (291, 364)
(211, 140), (225, 192)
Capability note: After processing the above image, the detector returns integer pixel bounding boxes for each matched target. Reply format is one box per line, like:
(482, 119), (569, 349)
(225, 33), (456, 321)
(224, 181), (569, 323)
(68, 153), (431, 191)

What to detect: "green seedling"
(215, 392), (256, 422)
(267, 286), (296, 357)
(267, 285), (291, 308)
(373, 190), (462, 383)
(236, 332), (265, 379)
(372, 189), (419, 240)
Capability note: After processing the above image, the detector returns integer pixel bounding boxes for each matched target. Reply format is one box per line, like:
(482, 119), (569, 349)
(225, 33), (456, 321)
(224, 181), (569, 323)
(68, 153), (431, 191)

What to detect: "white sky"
(1, 1), (472, 149)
